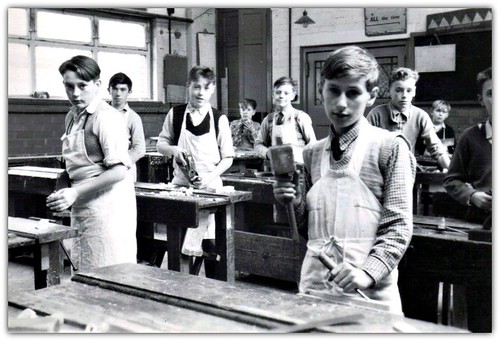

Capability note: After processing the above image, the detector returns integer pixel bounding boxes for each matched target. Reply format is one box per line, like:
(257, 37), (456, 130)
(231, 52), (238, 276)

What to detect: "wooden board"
(9, 166), (69, 196)
(8, 263), (467, 333)
(235, 231), (305, 283)
(8, 216), (78, 243)
(413, 215), (482, 230)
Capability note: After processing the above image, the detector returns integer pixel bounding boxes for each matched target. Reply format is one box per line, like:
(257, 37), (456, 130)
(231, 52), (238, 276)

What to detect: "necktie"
(331, 135), (342, 161)
(276, 112), (284, 125)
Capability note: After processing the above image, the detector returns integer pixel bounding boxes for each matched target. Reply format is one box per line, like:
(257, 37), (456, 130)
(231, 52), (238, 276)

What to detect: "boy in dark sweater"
(443, 67), (492, 226)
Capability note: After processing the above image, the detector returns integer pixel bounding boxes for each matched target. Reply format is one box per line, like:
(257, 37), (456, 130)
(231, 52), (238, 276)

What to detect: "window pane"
(35, 46), (92, 98)
(37, 11), (91, 43)
(98, 52), (149, 99)
(99, 19), (146, 48)
(8, 8), (28, 37)
(8, 43), (31, 96)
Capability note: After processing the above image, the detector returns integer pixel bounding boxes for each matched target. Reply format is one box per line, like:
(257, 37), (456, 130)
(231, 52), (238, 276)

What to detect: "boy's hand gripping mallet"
(268, 144), (299, 241)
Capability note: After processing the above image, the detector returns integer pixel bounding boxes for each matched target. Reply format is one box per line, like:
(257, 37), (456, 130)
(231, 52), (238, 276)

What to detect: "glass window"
(37, 11), (92, 43)
(98, 52), (149, 99)
(99, 19), (147, 49)
(8, 9), (151, 99)
(8, 8), (28, 37)
(36, 47), (92, 98)
(8, 43), (31, 96)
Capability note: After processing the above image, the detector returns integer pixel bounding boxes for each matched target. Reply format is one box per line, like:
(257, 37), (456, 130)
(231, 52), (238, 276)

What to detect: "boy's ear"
(366, 87), (379, 107)
(478, 93), (485, 106)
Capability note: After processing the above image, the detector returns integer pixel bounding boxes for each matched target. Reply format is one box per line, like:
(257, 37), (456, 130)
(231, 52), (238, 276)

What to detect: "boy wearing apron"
(255, 76), (317, 164)
(47, 56), (136, 271)
(157, 66), (234, 278)
(273, 46), (416, 314)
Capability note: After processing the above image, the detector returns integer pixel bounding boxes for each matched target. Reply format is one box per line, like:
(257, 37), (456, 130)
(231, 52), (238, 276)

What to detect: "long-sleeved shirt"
(366, 102), (448, 160)
(443, 120), (492, 206)
(229, 119), (260, 151)
(254, 107), (316, 158)
(120, 103), (146, 163)
(296, 119), (416, 284)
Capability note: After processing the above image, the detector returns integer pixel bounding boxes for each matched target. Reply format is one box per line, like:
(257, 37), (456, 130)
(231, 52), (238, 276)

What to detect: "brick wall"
(8, 99), (168, 157)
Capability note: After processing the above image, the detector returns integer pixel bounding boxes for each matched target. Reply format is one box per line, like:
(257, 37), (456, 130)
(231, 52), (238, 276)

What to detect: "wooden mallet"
(268, 144), (299, 241)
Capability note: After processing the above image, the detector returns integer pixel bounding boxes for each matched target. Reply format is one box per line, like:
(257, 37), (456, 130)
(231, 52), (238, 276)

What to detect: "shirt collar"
(389, 102), (410, 123)
(187, 103), (210, 116)
(85, 96), (101, 114)
(434, 122), (446, 131)
(121, 103), (130, 113)
(485, 120), (492, 141)
(72, 96), (100, 122)
(327, 120), (360, 152)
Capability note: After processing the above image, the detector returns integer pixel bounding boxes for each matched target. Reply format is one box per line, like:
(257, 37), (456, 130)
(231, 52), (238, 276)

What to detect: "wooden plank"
(235, 231), (304, 282)
(135, 181), (252, 203)
(9, 167), (69, 196)
(222, 175), (276, 204)
(413, 215), (482, 230)
(8, 282), (265, 332)
(68, 263), (466, 333)
(9, 166), (67, 174)
(8, 217), (78, 243)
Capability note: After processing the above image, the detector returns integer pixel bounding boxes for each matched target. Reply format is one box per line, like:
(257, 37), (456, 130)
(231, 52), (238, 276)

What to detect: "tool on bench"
(177, 152), (201, 185)
(268, 144), (299, 241)
(318, 251), (370, 301)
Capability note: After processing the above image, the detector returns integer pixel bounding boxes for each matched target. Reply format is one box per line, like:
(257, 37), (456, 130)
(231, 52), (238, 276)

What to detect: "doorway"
(302, 40), (408, 138)
(217, 9), (272, 122)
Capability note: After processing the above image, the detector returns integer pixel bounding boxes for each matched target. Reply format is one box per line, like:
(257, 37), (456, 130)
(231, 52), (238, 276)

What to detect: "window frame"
(8, 8), (152, 100)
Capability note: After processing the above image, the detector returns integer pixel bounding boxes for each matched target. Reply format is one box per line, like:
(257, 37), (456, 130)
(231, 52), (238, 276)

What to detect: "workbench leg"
(166, 224), (190, 274)
(33, 241), (62, 289)
(213, 204), (235, 284)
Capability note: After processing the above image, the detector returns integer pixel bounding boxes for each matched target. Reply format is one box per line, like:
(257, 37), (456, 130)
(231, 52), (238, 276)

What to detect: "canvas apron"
(61, 113), (137, 271)
(271, 112), (303, 164)
(300, 121), (402, 314)
(172, 108), (222, 239)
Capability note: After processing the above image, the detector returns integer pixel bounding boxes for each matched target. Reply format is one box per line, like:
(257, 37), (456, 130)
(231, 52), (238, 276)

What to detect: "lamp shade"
(295, 10), (315, 28)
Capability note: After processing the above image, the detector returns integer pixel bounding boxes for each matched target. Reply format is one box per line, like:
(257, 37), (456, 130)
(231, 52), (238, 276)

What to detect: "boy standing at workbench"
(156, 66), (234, 277)
(273, 46), (416, 314)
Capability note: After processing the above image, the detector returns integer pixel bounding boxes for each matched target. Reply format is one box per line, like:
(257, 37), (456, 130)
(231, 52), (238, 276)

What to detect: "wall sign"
(415, 44), (456, 73)
(365, 8), (407, 36)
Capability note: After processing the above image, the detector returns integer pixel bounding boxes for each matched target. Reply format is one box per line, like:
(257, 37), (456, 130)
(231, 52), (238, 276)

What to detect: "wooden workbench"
(8, 166), (70, 219)
(226, 150), (264, 173)
(413, 171), (446, 215)
(398, 215), (491, 332)
(8, 216), (78, 289)
(221, 173), (306, 284)
(8, 263), (466, 333)
(135, 182), (252, 284)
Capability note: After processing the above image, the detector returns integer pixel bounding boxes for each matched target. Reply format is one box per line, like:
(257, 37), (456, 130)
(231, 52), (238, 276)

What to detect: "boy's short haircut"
(59, 55), (100, 82)
(188, 65), (216, 84)
(273, 76), (297, 93)
(239, 98), (257, 110)
(390, 67), (419, 86)
(320, 45), (379, 92)
(432, 99), (451, 112)
(476, 67), (492, 93)
(108, 72), (133, 91)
